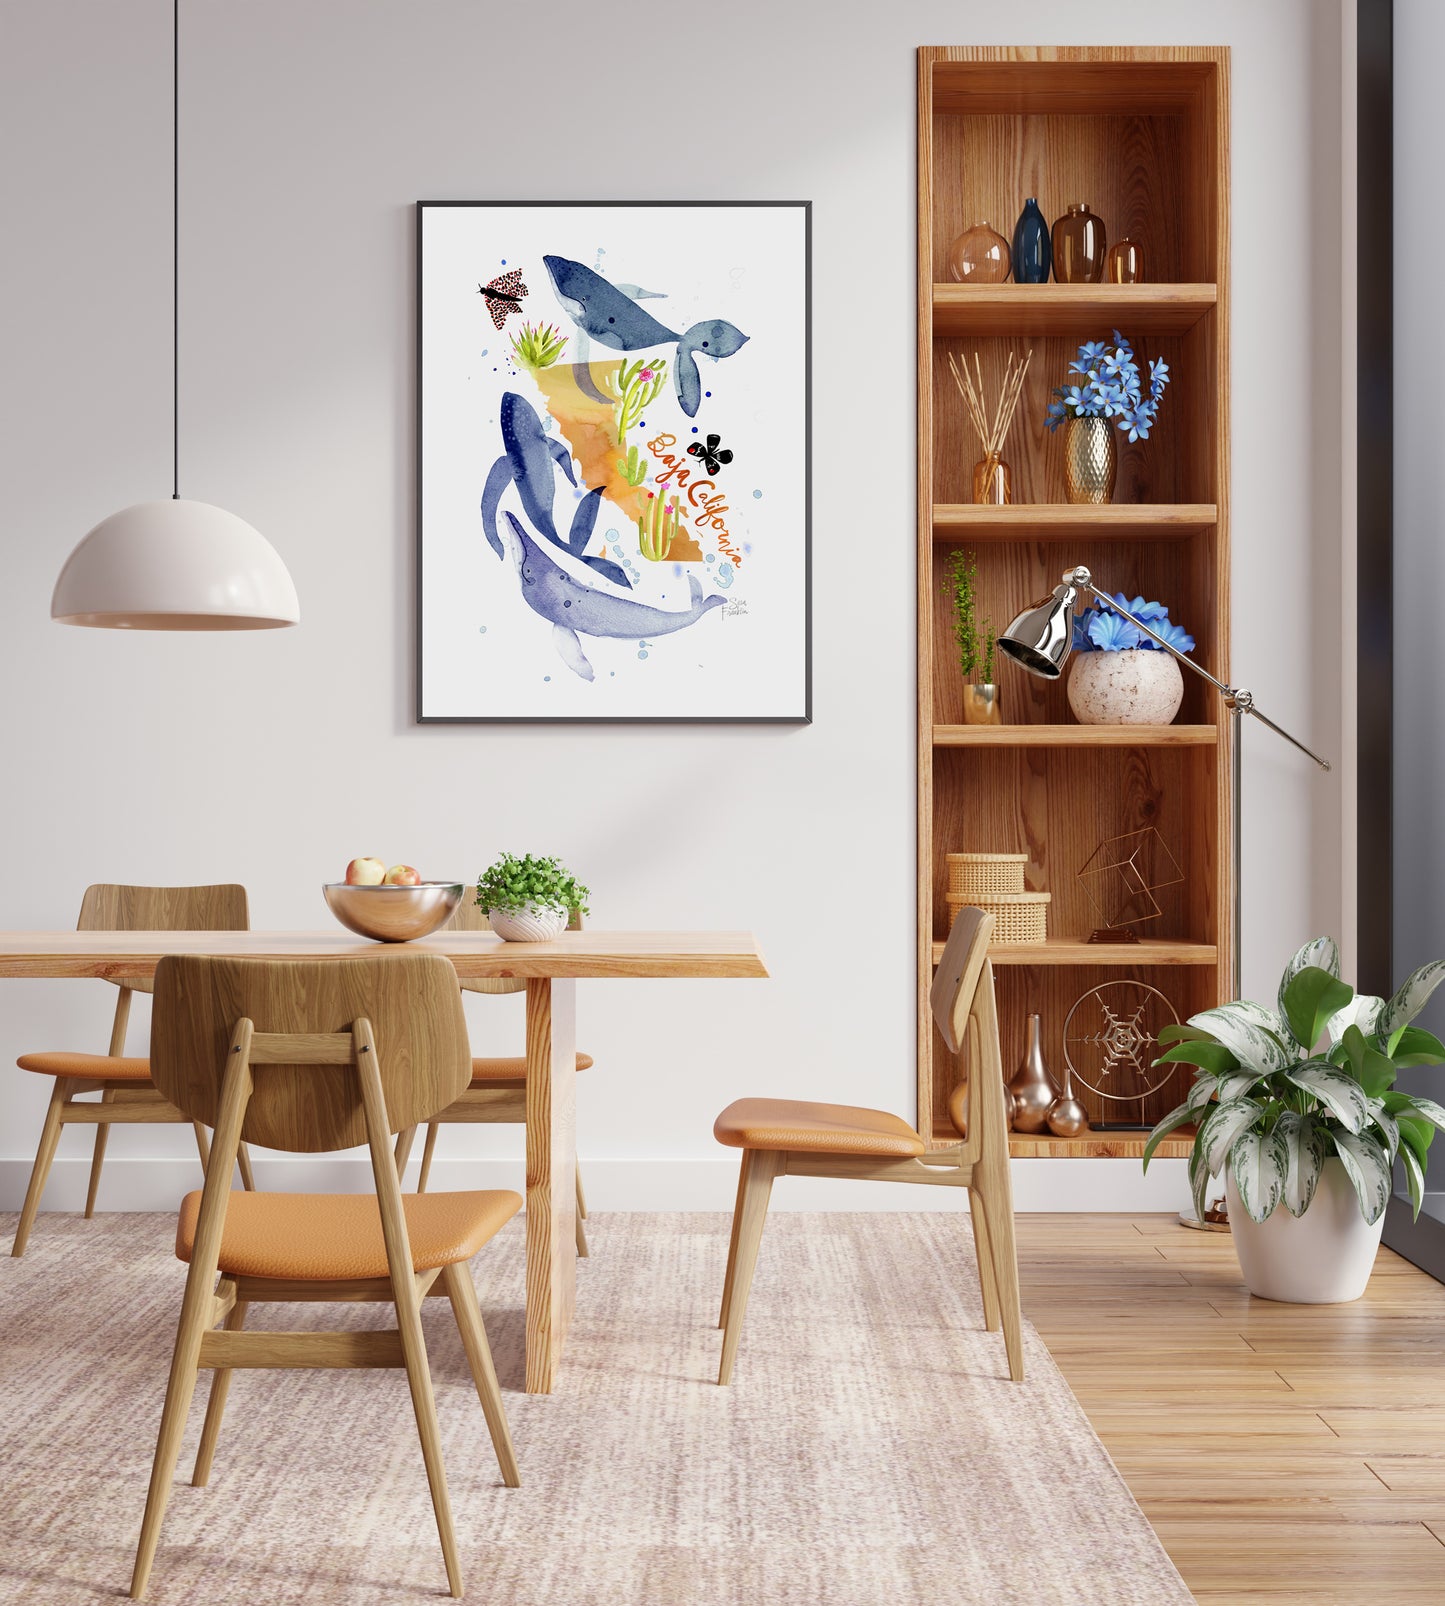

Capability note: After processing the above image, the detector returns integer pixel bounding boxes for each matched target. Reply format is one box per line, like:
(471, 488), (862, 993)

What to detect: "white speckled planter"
(1226, 1161), (1385, 1303)
(1067, 648), (1183, 725)
(487, 903), (569, 942)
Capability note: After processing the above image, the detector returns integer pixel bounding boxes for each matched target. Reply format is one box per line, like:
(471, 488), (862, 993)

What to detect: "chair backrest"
(79, 883), (250, 998)
(448, 894), (582, 996)
(149, 953), (472, 1152)
(929, 907), (1010, 1159)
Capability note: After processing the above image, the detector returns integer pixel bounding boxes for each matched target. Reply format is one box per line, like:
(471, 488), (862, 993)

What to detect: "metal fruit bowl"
(322, 882), (464, 943)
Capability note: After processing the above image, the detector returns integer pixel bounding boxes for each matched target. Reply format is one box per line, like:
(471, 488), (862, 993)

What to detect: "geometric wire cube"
(1076, 827), (1185, 933)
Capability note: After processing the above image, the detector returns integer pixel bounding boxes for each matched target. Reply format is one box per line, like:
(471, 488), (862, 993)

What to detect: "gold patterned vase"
(1062, 415), (1117, 505)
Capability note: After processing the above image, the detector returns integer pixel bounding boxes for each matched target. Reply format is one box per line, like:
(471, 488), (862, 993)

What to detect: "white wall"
(0, 0), (1346, 1213)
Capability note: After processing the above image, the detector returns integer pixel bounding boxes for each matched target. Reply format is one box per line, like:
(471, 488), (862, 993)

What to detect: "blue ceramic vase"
(1011, 198), (1052, 284)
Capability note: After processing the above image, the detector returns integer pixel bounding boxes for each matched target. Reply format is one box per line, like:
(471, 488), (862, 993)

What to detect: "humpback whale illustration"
(501, 511), (724, 682)
(480, 392), (629, 588)
(543, 254), (748, 418)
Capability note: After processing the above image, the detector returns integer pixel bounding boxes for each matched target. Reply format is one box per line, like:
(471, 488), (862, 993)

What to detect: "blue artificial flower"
(1043, 332), (1169, 436)
(1077, 340), (1109, 364)
(1150, 619), (1196, 655)
(1072, 607), (1099, 651)
(1108, 593), (1169, 622)
(1087, 609), (1143, 652)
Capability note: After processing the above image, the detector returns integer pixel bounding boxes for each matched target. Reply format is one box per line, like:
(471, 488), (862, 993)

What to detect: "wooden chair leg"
(393, 1124), (418, 1182)
(975, 1175), (1024, 1382)
(192, 1299), (248, 1486)
(236, 1143), (256, 1192)
(969, 1194), (1001, 1333)
(717, 1148), (782, 1386)
(717, 1153), (749, 1329)
(191, 1122), (211, 1172)
(574, 1168), (589, 1258)
(441, 1262), (520, 1487)
(11, 1078), (69, 1257)
(575, 1163), (588, 1221)
(85, 1089), (116, 1219)
(417, 1122), (439, 1193)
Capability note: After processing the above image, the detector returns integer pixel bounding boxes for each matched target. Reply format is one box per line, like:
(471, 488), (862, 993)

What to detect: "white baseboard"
(0, 1155), (1190, 1214)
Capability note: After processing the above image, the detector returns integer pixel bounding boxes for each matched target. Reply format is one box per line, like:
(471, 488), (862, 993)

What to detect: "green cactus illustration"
(602, 355), (667, 445)
(637, 492), (683, 562)
(617, 444), (648, 487)
(509, 321), (568, 370)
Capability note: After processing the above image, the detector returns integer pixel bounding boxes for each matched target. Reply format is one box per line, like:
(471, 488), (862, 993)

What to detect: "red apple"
(383, 864), (421, 886)
(345, 856), (386, 886)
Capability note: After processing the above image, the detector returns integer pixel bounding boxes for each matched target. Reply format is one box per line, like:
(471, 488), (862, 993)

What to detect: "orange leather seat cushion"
(469, 1051), (592, 1084)
(17, 1051), (152, 1082)
(714, 1097), (926, 1158)
(176, 1189), (522, 1280)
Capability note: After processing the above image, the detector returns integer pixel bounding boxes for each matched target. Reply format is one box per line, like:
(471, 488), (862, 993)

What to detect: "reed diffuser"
(948, 348), (1033, 504)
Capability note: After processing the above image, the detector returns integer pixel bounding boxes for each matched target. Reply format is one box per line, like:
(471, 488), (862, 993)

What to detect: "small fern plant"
(944, 547), (995, 683)
(1144, 936), (1445, 1224)
(477, 853), (590, 918)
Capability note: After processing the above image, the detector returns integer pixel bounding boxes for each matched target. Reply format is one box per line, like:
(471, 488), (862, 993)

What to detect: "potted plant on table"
(1066, 593), (1195, 726)
(477, 853), (590, 942)
(1043, 331), (1170, 504)
(943, 547), (998, 724)
(1143, 936), (1445, 1303)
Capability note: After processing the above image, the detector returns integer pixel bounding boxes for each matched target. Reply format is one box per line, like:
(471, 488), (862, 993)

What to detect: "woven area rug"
(0, 1211), (1189, 1605)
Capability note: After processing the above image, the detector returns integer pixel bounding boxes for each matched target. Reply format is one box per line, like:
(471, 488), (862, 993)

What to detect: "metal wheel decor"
(1063, 980), (1179, 1124)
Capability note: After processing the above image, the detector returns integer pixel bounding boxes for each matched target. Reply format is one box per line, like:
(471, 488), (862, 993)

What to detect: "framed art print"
(417, 201), (810, 722)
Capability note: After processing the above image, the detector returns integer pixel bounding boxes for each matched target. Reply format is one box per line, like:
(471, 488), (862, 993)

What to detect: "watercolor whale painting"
(543, 255), (748, 418)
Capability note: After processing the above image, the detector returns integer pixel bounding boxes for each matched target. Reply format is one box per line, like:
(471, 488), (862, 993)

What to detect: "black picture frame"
(414, 199), (812, 726)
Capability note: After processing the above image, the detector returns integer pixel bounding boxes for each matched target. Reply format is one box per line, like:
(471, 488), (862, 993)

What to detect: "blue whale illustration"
(501, 511), (723, 681)
(480, 392), (628, 588)
(543, 255), (748, 418)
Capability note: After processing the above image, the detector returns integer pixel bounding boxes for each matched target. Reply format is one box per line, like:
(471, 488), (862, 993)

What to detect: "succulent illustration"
(602, 356), (668, 446)
(617, 444), (649, 487)
(638, 491), (684, 562)
(509, 321), (568, 371)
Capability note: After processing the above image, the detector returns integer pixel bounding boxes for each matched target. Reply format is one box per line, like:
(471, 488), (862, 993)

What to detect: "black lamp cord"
(172, 0), (179, 500)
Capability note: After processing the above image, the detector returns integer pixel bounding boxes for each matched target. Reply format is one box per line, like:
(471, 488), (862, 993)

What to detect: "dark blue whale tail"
(674, 320), (749, 418)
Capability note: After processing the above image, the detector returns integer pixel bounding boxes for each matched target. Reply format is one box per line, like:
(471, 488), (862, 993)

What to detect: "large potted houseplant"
(1144, 936), (1445, 1302)
(477, 852), (590, 942)
(1066, 593), (1194, 725)
(1043, 331), (1169, 504)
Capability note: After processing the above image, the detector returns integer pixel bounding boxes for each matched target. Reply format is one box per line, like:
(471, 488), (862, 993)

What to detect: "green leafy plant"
(1144, 936), (1445, 1225)
(510, 321), (568, 370)
(476, 853), (590, 918)
(602, 356), (667, 445)
(618, 444), (648, 487)
(944, 548), (995, 683)
(638, 491), (683, 562)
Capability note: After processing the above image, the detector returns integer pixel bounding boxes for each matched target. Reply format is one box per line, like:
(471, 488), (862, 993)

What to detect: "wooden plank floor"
(1019, 1215), (1445, 1604)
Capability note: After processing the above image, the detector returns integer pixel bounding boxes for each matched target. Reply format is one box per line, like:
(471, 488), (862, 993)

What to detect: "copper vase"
(971, 455), (1012, 505)
(1008, 1013), (1057, 1134)
(1062, 415), (1117, 504)
(1046, 1063), (1090, 1138)
(1051, 203), (1107, 284)
(961, 684), (1001, 725)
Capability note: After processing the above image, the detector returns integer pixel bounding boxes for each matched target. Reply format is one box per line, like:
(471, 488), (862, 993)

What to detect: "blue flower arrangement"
(1044, 331), (1171, 443)
(1073, 593), (1196, 655)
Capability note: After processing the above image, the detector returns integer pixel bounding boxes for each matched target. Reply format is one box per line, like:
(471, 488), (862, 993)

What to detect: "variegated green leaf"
(1399, 1094), (1445, 1136)
(1185, 1073), (1224, 1114)
(1157, 1023), (1215, 1046)
(1381, 960), (1445, 1036)
(1340, 1024), (1398, 1099)
(1218, 1070), (1266, 1102)
(1330, 1128), (1392, 1225)
(1189, 1133), (1215, 1225)
(1389, 1025), (1445, 1067)
(1278, 938), (1343, 1039)
(1396, 1110), (1435, 1165)
(1280, 966), (1355, 1053)
(1399, 1136), (1427, 1221)
(1142, 1100), (1196, 1171)
(1326, 993), (1384, 1046)
(1277, 1111), (1329, 1218)
(1198, 1097), (1265, 1179)
(1228, 1126), (1288, 1223)
(1281, 1061), (1369, 1133)
(1155, 1040), (1241, 1076)
(1187, 1001), (1291, 1076)
(1371, 1107), (1400, 1162)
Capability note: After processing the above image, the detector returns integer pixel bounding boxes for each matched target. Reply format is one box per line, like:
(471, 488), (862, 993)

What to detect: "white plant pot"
(1067, 647), (1184, 725)
(487, 903), (569, 942)
(1225, 1159), (1386, 1303)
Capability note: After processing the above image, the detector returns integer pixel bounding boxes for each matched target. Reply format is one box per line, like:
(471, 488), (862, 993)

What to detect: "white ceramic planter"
(1226, 1159), (1386, 1303)
(1068, 647), (1183, 725)
(487, 903), (569, 942)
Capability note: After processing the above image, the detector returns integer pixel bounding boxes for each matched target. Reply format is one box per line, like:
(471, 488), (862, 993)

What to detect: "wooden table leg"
(524, 977), (577, 1393)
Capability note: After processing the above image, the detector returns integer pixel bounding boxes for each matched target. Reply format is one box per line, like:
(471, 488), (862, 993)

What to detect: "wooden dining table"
(0, 928), (768, 1391)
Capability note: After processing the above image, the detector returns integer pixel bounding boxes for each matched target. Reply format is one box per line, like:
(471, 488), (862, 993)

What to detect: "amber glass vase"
(947, 222), (1011, 283)
(971, 455), (1012, 505)
(1051, 203), (1107, 283)
(1105, 238), (1145, 283)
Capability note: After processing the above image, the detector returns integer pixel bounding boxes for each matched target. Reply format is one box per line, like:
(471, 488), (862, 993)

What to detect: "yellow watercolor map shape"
(529, 360), (704, 564)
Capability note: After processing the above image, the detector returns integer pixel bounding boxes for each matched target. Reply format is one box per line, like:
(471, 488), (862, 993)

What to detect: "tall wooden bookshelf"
(917, 46), (1231, 1158)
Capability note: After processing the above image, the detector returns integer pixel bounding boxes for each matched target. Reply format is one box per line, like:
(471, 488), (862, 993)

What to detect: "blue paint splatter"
(543, 675), (551, 682)
(752, 489), (762, 499)
(716, 562), (735, 591)
(478, 625), (487, 634)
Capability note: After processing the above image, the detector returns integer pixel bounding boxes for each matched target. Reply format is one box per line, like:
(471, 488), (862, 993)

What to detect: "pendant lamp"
(51, 0), (298, 631)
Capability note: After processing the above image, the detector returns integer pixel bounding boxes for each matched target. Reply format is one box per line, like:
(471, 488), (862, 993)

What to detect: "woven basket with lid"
(946, 890), (1050, 944)
(946, 852), (1028, 899)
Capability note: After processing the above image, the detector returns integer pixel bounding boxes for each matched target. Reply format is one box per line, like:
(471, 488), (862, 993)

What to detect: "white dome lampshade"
(51, 499), (300, 630)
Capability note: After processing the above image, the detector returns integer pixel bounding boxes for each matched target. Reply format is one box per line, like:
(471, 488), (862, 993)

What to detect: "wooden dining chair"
(129, 951), (521, 1601)
(11, 882), (256, 1256)
(711, 906), (1023, 1386)
(396, 899), (593, 1257)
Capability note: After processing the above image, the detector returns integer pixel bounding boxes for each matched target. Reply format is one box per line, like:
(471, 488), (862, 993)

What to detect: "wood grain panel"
(934, 724), (1216, 748)
(932, 285), (1215, 337)
(524, 977), (577, 1394)
(934, 503), (1217, 540)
